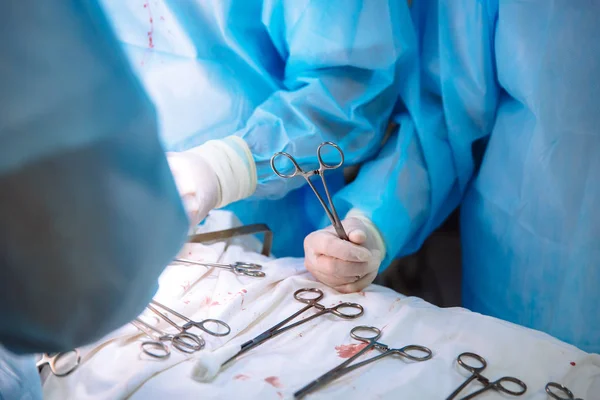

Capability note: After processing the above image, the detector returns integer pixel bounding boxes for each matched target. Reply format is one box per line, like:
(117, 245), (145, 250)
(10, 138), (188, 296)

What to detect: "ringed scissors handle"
(174, 258), (266, 278)
(222, 288), (363, 368)
(270, 142), (349, 240)
(134, 316), (205, 353)
(446, 352), (527, 400)
(139, 341), (171, 359)
(36, 350), (81, 377)
(150, 300), (231, 337)
(546, 382), (583, 400)
(294, 326), (432, 399)
(131, 320), (171, 359)
(268, 288), (363, 337)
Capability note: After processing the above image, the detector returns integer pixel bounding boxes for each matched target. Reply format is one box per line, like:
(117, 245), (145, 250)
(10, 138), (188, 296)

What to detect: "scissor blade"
(223, 304), (315, 368)
(295, 342), (376, 398)
(221, 335), (269, 368)
(445, 374), (479, 400)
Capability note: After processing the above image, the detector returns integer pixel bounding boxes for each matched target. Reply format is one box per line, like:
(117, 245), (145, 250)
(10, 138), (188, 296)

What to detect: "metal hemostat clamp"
(187, 223), (273, 257)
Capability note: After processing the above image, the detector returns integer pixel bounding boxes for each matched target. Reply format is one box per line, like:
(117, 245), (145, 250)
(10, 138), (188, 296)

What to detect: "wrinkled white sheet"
(42, 212), (599, 399)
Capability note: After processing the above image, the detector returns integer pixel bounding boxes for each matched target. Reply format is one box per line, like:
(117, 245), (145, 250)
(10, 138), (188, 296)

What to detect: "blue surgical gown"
(99, 0), (413, 256)
(334, 0), (600, 353)
(0, 0), (187, 362)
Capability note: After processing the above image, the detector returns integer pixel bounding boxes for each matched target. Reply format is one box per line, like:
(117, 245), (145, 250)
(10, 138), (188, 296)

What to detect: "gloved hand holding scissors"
(304, 211), (385, 293)
(270, 143), (386, 293)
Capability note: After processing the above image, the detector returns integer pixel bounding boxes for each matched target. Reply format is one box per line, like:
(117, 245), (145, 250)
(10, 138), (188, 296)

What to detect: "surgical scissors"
(222, 288), (363, 367)
(36, 350), (81, 377)
(271, 142), (349, 241)
(174, 258), (265, 278)
(131, 320), (171, 359)
(134, 316), (204, 353)
(546, 382), (583, 400)
(446, 352), (527, 400)
(150, 300), (231, 337)
(145, 304), (210, 350)
(294, 325), (432, 398)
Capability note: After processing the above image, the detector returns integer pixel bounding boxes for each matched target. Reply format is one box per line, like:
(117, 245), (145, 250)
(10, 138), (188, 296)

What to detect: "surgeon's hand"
(304, 217), (385, 293)
(167, 152), (221, 228)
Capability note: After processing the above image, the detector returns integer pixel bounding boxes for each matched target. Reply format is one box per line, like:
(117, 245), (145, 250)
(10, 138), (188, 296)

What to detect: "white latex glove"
(304, 216), (385, 293)
(167, 152), (221, 228)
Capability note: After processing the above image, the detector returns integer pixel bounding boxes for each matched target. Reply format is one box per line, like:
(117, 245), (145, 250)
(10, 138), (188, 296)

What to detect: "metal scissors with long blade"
(174, 258), (265, 278)
(294, 325), (432, 398)
(149, 300), (231, 337)
(222, 288), (363, 368)
(133, 317), (204, 354)
(446, 352), (527, 400)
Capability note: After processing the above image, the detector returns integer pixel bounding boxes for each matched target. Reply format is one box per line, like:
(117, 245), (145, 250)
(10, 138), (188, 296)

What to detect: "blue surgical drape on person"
(0, 0), (187, 357)
(99, 0), (412, 256)
(333, 0), (600, 352)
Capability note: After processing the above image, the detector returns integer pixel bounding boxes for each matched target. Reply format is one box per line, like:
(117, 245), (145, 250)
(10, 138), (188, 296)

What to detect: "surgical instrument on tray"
(222, 287), (363, 367)
(131, 320), (171, 359)
(150, 300), (231, 336)
(134, 317), (204, 353)
(546, 382), (583, 400)
(187, 223), (273, 257)
(174, 258), (265, 278)
(271, 142), (349, 240)
(36, 350), (81, 377)
(145, 304), (208, 350)
(446, 352), (527, 400)
(294, 325), (432, 398)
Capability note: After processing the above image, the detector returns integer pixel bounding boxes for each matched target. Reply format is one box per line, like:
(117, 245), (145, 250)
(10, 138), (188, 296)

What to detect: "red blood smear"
(389, 298), (401, 312)
(234, 374), (250, 381)
(570, 361), (576, 366)
(211, 301), (220, 306)
(242, 289), (247, 294)
(143, 2), (154, 48)
(277, 392), (283, 399)
(264, 376), (282, 388)
(335, 343), (368, 358)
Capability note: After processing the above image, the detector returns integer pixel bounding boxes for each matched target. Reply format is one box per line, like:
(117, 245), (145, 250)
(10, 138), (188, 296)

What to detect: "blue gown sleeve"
(238, 0), (413, 199)
(332, 0), (500, 268)
(0, 0), (188, 353)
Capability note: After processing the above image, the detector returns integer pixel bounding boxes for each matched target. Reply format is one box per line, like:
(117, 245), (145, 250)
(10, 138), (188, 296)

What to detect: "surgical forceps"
(36, 350), (81, 377)
(134, 316), (204, 353)
(149, 300), (231, 337)
(174, 258), (265, 278)
(222, 288), (363, 367)
(546, 382), (583, 400)
(446, 352), (527, 400)
(271, 142), (349, 241)
(294, 325), (433, 398)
